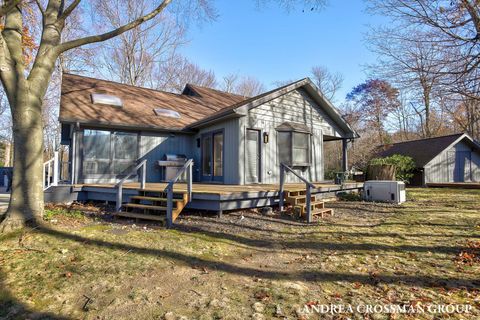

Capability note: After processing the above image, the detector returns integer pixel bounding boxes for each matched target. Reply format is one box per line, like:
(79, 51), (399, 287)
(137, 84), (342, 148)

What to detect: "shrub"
(369, 154), (415, 183)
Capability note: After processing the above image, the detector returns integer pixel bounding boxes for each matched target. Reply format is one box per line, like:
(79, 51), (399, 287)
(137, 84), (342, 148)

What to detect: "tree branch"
(34, 0), (45, 17)
(57, 0), (171, 53)
(57, 0), (81, 22)
(0, 0), (22, 17)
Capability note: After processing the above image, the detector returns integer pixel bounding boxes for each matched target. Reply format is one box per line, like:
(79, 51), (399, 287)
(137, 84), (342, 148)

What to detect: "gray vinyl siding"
(194, 118), (241, 184)
(424, 139), (480, 183)
(239, 88), (343, 184)
(139, 132), (194, 183)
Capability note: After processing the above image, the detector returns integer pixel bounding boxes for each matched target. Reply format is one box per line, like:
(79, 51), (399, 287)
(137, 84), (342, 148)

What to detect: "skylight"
(91, 93), (123, 107)
(154, 108), (181, 118)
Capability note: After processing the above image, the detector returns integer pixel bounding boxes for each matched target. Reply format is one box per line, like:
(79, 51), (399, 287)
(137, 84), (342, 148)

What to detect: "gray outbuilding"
(376, 133), (480, 186)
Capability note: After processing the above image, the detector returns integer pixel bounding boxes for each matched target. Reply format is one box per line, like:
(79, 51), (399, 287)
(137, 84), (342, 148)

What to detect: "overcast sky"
(179, 0), (385, 102)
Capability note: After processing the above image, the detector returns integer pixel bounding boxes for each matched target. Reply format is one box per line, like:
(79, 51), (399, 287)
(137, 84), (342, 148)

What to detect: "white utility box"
(363, 180), (406, 204)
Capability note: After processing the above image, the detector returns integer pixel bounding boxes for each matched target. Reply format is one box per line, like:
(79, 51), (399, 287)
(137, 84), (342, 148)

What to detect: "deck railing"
(43, 151), (59, 190)
(165, 159), (193, 228)
(279, 163), (316, 223)
(115, 159), (147, 212)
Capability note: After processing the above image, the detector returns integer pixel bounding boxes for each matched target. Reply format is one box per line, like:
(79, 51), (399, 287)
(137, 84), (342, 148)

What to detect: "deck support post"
(166, 185), (173, 228)
(342, 139), (348, 173)
(187, 162), (192, 201)
(279, 164), (285, 211)
(141, 162), (146, 189)
(306, 186), (312, 223)
(116, 185), (122, 212)
(217, 210), (222, 218)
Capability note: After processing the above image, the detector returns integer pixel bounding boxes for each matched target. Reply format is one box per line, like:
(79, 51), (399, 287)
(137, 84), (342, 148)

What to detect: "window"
(82, 129), (138, 177)
(201, 131), (224, 181)
(91, 93), (123, 107)
(277, 130), (311, 167)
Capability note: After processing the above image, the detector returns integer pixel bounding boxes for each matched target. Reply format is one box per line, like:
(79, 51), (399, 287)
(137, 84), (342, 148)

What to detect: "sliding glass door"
(201, 130), (224, 182)
(82, 129), (138, 181)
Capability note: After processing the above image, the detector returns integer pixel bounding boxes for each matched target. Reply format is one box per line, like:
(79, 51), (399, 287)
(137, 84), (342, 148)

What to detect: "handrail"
(165, 159), (193, 228)
(278, 163), (315, 223)
(281, 163), (315, 188)
(115, 159), (147, 212)
(43, 151), (59, 190)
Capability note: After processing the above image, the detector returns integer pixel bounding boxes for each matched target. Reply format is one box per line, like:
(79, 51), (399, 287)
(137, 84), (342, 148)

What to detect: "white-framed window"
(277, 130), (311, 167)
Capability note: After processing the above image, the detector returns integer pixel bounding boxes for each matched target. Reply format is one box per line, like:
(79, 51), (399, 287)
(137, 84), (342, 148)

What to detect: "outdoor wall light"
(263, 132), (269, 144)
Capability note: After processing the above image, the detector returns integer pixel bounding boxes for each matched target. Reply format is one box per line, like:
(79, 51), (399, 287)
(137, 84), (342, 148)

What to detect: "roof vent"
(91, 93), (123, 107)
(154, 108), (181, 118)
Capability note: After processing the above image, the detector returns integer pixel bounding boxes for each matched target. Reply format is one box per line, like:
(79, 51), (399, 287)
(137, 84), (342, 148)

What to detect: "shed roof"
(59, 73), (245, 131)
(375, 133), (480, 167)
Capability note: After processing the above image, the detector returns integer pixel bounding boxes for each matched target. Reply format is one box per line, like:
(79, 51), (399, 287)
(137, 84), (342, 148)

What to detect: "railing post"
(53, 151), (59, 186)
(116, 184), (123, 212)
(187, 161), (192, 201)
(141, 161), (146, 189)
(47, 160), (52, 188)
(306, 185), (312, 223)
(43, 163), (46, 190)
(279, 164), (285, 211)
(166, 185), (173, 228)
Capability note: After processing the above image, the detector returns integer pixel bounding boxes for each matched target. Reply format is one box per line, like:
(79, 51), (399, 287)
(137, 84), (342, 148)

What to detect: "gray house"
(60, 73), (356, 186)
(57, 73), (359, 224)
(377, 133), (480, 186)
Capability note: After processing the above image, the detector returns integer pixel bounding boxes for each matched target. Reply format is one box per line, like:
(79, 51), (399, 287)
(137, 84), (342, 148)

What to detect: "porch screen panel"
(113, 132), (138, 174)
(83, 129), (111, 175)
(213, 132), (223, 177)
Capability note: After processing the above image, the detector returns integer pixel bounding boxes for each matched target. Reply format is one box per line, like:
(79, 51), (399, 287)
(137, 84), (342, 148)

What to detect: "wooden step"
(293, 201), (326, 216)
(311, 208), (334, 218)
(123, 203), (167, 211)
(114, 211), (166, 222)
(130, 196), (182, 202)
(287, 190), (307, 197)
(285, 195), (316, 205)
(139, 191), (188, 201)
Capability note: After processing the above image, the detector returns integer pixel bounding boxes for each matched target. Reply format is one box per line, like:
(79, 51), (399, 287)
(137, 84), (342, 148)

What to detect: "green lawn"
(0, 188), (479, 319)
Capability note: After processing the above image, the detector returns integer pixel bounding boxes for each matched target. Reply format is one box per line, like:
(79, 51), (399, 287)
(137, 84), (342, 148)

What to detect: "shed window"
(277, 131), (311, 167)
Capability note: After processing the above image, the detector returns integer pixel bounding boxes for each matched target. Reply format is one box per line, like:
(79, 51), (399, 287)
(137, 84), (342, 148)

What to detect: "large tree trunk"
(0, 90), (44, 233)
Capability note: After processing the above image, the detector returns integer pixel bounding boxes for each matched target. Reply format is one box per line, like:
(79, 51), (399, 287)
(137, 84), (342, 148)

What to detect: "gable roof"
(59, 74), (357, 138)
(187, 78), (358, 138)
(375, 133), (480, 167)
(59, 73), (245, 131)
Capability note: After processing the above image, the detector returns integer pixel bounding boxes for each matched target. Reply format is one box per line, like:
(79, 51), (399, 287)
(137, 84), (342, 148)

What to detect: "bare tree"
(367, 0), (480, 90)
(220, 74), (265, 97)
(0, 0), (214, 233)
(95, 0), (186, 87)
(155, 54), (216, 92)
(311, 65), (343, 101)
(221, 73), (239, 93)
(346, 79), (400, 144)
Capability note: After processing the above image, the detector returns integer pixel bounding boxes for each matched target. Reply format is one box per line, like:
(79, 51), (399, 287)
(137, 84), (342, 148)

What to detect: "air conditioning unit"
(363, 181), (406, 204)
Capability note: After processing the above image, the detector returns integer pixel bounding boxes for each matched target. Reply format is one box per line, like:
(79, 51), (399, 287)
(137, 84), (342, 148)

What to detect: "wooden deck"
(76, 181), (362, 195)
(72, 181), (363, 212)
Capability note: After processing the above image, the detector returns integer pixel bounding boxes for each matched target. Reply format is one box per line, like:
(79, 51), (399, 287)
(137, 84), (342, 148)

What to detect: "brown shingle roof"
(375, 133), (470, 167)
(59, 73), (246, 131)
